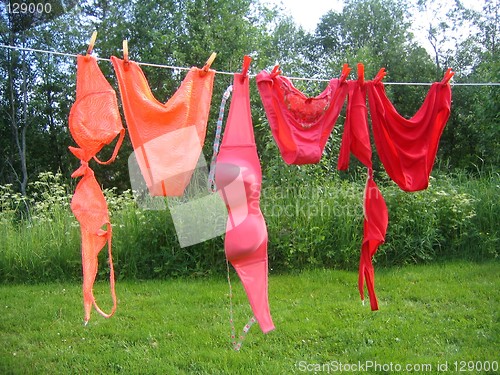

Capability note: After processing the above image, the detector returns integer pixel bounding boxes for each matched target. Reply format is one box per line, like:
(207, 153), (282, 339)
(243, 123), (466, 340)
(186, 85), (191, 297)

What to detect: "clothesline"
(1, 43), (500, 86)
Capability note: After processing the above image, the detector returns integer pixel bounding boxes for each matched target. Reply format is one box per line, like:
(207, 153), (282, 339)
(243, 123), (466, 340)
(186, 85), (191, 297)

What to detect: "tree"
(0, 0), (78, 194)
(314, 0), (437, 111)
(0, 0), (285, 191)
(0, 0), (496, 194)
(432, 0), (499, 171)
(310, 0), (438, 176)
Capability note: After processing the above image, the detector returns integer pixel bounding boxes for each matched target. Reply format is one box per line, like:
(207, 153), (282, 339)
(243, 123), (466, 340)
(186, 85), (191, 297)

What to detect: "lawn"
(1, 261), (498, 374)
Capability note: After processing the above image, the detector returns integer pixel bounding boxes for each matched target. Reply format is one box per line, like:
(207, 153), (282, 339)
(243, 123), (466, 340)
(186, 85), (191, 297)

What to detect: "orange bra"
(69, 54), (125, 324)
(111, 56), (215, 196)
(337, 65), (388, 311)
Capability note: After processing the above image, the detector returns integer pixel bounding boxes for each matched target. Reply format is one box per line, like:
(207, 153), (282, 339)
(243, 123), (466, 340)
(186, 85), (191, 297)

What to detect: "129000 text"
(6, 2), (52, 14)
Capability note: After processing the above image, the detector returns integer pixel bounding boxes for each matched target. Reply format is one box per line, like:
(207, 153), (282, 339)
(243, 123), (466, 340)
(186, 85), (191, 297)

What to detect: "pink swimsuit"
(256, 66), (349, 165)
(215, 68), (275, 334)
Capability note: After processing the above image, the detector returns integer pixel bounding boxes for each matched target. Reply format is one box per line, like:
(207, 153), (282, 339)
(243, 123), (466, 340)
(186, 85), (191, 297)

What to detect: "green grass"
(1, 261), (498, 374)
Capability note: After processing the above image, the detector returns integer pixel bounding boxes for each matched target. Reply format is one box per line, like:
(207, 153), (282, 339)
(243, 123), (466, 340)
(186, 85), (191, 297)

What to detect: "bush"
(0, 170), (497, 283)
(0, 172), (80, 282)
(380, 176), (479, 265)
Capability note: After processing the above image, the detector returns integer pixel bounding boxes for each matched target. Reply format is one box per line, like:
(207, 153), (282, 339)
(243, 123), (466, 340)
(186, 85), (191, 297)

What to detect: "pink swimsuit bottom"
(215, 70), (275, 334)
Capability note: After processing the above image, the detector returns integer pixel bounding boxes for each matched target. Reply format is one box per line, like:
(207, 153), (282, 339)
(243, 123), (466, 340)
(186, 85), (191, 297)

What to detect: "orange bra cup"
(69, 91), (124, 157)
(70, 171), (110, 234)
(76, 55), (116, 100)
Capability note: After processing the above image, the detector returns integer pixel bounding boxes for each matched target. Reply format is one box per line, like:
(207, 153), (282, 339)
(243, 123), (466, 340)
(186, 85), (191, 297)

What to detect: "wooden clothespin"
(86, 31), (97, 55)
(441, 68), (455, 84)
(270, 64), (281, 78)
(373, 68), (387, 84)
(203, 52), (217, 72)
(241, 55), (252, 81)
(123, 40), (129, 63)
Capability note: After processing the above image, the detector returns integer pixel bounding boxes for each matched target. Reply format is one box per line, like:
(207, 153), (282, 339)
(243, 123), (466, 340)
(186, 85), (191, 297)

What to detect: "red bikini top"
(337, 64), (372, 170)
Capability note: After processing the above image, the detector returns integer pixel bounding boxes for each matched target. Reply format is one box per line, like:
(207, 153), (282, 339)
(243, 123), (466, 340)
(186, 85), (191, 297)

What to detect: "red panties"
(337, 65), (389, 310)
(367, 69), (453, 191)
(256, 65), (349, 164)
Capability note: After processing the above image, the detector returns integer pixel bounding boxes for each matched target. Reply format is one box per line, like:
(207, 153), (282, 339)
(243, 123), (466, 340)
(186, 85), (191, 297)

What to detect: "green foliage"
(0, 0), (498, 283)
(314, 0), (435, 80)
(262, 177), (364, 271)
(0, 171), (497, 283)
(0, 172), (80, 282)
(0, 262), (498, 373)
(1, 0), (499, 192)
(421, 0), (500, 172)
(110, 194), (226, 280)
(382, 180), (476, 264)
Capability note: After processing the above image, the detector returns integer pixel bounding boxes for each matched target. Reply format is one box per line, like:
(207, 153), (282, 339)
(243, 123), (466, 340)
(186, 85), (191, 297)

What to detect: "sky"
(263, 0), (485, 55)
(263, 0), (344, 32)
(263, 0), (433, 51)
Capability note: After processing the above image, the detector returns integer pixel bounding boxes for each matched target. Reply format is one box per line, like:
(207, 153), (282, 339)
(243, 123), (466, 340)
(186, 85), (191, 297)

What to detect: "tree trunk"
(6, 14), (29, 196)
(20, 45), (29, 196)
